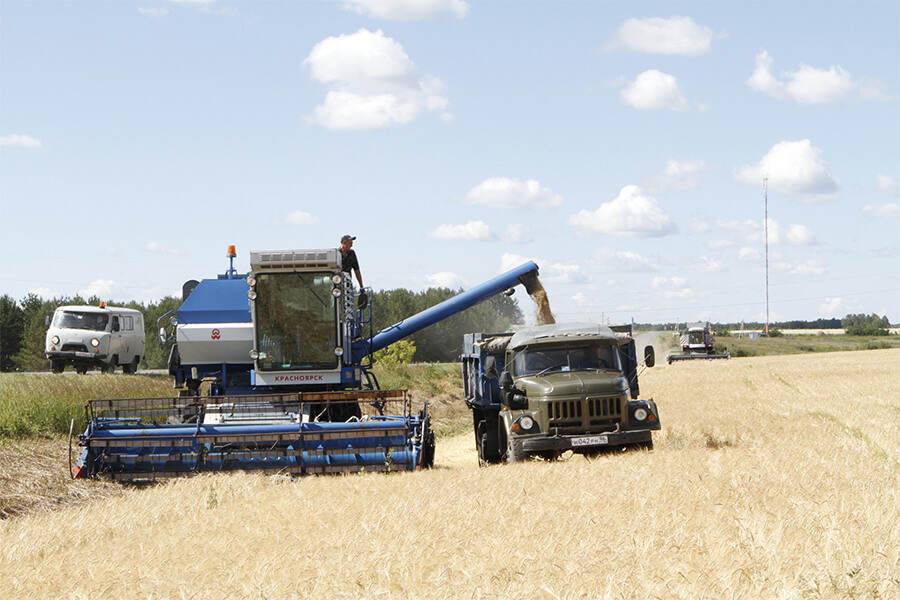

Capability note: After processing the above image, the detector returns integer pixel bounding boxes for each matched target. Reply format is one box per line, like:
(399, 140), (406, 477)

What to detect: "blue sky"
(2, 0), (898, 325)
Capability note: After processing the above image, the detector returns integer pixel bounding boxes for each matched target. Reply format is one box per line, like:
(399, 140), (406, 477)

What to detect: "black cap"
(341, 235), (356, 242)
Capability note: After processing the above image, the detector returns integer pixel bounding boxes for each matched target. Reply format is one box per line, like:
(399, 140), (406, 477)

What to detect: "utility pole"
(764, 177), (770, 336)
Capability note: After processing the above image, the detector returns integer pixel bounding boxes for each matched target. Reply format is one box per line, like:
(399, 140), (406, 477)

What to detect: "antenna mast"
(764, 177), (770, 336)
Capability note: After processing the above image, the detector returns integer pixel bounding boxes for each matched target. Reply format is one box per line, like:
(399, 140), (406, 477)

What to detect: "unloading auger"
(73, 246), (542, 480)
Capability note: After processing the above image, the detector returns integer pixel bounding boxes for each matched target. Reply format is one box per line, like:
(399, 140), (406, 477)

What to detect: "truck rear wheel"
(475, 419), (502, 466)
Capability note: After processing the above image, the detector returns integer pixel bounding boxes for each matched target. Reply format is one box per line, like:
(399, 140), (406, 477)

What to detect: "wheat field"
(1, 350), (898, 599)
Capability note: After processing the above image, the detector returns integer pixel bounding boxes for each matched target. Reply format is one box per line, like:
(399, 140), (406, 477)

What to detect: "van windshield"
(53, 311), (109, 331)
(513, 343), (621, 377)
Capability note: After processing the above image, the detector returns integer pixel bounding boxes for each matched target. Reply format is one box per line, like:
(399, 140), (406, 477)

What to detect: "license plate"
(570, 435), (608, 447)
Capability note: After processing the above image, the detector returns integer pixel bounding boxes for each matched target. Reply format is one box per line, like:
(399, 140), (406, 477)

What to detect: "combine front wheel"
(418, 408), (435, 469)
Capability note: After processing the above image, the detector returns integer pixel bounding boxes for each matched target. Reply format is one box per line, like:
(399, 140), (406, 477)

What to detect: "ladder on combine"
(73, 390), (433, 480)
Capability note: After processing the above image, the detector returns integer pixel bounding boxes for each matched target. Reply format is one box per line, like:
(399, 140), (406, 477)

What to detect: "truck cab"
(462, 323), (660, 464)
(45, 304), (145, 374)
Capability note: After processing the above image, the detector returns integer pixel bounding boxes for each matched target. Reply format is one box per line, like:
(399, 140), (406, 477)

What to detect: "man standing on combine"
(339, 234), (363, 288)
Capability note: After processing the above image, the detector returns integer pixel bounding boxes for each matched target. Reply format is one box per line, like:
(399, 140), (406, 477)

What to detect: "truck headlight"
(51, 335), (60, 345)
(90, 338), (100, 347)
(519, 415), (534, 430)
(331, 274), (343, 285)
(634, 408), (648, 421)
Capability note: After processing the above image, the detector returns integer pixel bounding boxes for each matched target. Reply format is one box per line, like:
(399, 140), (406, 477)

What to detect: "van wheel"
(51, 360), (65, 374)
(75, 366), (88, 375)
(123, 357), (138, 375)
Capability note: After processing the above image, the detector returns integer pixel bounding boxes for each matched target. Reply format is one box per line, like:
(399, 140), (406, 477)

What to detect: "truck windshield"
(513, 343), (620, 377)
(254, 272), (338, 371)
(53, 311), (109, 331)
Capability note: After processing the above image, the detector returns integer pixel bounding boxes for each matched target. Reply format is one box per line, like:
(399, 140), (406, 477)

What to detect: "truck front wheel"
(51, 360), (65, 374)
(505, 437), (526, 463)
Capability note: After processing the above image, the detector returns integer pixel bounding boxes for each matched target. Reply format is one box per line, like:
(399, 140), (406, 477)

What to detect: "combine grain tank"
(73, 246), (544, 479)
(666, 322), (730, 363)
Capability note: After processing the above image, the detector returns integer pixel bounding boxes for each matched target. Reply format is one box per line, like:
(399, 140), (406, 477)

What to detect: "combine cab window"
(512, 343), (621, 377)
(53, 311), (109, 331)
(254, 272), (338, 371)
(688, 330), (706, 345)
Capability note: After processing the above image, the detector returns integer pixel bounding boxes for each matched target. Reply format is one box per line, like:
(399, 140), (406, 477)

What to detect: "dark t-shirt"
(340, 249), (359, 274)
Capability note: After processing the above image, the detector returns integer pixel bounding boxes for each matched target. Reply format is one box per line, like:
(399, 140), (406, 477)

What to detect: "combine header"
(73, 246), (543, 479)
(666, 322), (730, 363)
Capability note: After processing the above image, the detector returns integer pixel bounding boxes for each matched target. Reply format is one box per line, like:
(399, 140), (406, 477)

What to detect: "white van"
(45, 304), (145, 374)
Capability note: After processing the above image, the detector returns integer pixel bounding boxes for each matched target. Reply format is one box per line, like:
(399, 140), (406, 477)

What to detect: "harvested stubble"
(2, 350), (898, 599)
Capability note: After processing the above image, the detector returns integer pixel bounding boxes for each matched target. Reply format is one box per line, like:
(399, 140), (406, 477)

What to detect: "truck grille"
(61, 343), (88, 352)
(547, 396), (621, 430)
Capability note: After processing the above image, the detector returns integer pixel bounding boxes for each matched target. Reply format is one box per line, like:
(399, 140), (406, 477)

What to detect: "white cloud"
(500, 253), (587, 284)
(502, 224), (534, 243)
(341, 0), (469, 21)
(876, 175), (900, 197)
(819, 297), (842, 315)
(28, 287), (59, 299)
(862, 203), (900, 218)
(621, 70), (689, 111)
(738, 246), (760, 261)
(145, 241), (183, 256)
(592, 249), (659, 272)
(736, 139), (838, 201)
(425, 271), (465, 288)
(773, 259), (826, 276)
(612, 16), (716, 55)
(138, 7), (170, 16)
(688, 217), (710, 233)
(747, 50), (884, 104)
(430, 220), (493, 241)
(569, 185), (676, 237)
(651, 159), (706, 192)
(571, 292), (589, 306)
(284, 210), (319, 225)
(0, 134), (42, 149)
(653, 276), (693, 298)
(708, 239), (733, 249)
(464, 177), (563, 209)
(304, 29), (450, 129)
(697, 256), (722, 272)
(81, 280), (117, 298)
(784, 224), (815, 245)
(652, 276), (686, 289)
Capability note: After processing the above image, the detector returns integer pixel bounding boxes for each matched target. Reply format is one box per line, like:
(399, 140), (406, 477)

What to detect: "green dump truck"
(461, 323), (660, 464)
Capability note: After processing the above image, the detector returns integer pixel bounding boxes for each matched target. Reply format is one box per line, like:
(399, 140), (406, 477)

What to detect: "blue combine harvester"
(73, 246), (542, 480)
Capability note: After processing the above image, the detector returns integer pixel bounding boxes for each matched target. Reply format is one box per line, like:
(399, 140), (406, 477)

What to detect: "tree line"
(0, 288), (522, 371)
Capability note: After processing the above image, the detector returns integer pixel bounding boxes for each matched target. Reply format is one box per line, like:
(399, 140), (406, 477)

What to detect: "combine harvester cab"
(74, 246), (543, 480)
(666, 322), (730, 364)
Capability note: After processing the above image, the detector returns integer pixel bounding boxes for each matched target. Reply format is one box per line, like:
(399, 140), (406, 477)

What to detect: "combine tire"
(421, 419), (435, 469)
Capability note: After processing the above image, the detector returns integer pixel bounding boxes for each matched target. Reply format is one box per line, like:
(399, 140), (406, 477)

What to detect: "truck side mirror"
(499, 371), (513, 391)
(644, 345), (655, 368)
(484, 356), (498, 379)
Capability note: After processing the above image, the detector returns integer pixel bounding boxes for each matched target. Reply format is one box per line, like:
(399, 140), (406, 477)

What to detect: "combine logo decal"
(211, 329), (221, 340)
(273, 374), (325, 383)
